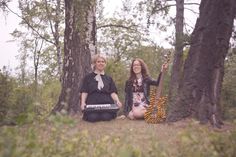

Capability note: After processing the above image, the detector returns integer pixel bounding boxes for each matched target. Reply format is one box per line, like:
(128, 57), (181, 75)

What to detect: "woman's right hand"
(81, 103), (86, 111)
(81, 92), (88, 111)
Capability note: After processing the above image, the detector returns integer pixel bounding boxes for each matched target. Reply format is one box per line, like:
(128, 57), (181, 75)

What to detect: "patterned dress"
(132, 77), (148, 108)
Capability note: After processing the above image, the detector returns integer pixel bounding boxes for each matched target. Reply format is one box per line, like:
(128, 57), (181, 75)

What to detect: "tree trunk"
(33, 38), (43, 96)
(55, 0), (63, 80)
(168, 0), (184, 110)
(52, 0), (96, 114)
(167, 0), (236, 128)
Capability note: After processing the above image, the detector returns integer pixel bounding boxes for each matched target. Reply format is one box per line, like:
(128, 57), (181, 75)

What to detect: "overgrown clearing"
(1, 116), (236, 157)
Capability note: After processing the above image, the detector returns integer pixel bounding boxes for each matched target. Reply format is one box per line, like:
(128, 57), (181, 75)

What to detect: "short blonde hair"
(91, 54), (107, 70)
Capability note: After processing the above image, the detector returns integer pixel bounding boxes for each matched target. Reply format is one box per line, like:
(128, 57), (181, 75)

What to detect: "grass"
(0, 115), (236, 157)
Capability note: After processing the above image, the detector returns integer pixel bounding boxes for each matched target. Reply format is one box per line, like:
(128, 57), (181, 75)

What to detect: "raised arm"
(147, 63), (168, 86)
(146, 72), (162, 86)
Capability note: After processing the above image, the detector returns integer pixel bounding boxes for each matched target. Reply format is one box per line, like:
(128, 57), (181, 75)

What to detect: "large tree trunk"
(168, 0), (184, 110)
(167, 0), (236, 128)
(52, 0), (96, 114)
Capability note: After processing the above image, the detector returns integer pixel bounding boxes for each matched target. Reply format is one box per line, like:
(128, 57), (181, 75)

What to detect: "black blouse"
(80, 72), (117, 104)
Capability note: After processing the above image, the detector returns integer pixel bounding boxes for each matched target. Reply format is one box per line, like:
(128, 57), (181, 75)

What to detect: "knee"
(83, 113), (100, 122)
(132, 109), (146, 119)
(128, 111), (135, 120)
(100, 112), (116, 121)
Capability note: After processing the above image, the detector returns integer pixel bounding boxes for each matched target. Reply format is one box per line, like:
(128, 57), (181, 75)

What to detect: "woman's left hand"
(111, 93), (122, 108)
(161, 63), (168, 72)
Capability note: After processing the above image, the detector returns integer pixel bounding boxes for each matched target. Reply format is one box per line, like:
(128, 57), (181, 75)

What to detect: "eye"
(97, 60), (105, 63)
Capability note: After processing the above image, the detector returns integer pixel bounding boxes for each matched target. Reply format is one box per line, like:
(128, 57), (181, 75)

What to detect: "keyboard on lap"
(83, 104), (119, 113)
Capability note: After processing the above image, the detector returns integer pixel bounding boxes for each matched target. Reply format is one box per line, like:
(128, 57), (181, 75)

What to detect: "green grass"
(0, 115), (236, 157)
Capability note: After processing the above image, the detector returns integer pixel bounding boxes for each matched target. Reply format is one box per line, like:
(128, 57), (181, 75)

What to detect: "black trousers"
(83, 112), (117, 122)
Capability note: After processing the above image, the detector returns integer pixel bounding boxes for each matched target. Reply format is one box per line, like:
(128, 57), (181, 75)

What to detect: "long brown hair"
(128, 58), (150, 83)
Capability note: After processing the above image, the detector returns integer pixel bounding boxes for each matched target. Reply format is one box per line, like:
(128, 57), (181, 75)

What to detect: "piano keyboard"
(84, 104), (119, 113)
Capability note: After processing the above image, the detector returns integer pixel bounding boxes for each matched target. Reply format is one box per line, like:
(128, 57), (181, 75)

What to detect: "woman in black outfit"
(124, 58), (167, 120)
(80, 54), (122, 122)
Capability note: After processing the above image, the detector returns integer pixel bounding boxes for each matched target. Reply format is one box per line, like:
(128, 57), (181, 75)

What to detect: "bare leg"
(129, 105), (147, 119)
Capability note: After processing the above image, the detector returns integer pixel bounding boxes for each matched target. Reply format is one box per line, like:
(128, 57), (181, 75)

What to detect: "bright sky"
(0, 1), (20, 70)
(0, 0), (122, 71)
(0, 0), (199, 72)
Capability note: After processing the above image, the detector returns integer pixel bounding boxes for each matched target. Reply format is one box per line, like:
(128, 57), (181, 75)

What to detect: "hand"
(116, 100), (122, 108)
(161, 63), (168, 72)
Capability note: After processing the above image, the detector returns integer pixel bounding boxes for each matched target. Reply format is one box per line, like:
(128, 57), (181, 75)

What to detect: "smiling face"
(132, 60), (142, 75)
(95, 57), (106, 72)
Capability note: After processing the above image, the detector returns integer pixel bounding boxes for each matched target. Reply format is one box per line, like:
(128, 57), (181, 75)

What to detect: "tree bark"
(167, 0), (236, 128)
(52, 0), (96, 114)
(168, 0), (184, 111)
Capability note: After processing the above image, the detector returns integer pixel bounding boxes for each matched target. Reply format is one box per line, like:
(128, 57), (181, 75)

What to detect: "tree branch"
(151, 4), (175, 16)
(184, 7), (199, 14)
(184, 3), (200, 6)
(3, 3), (55, 45)
(44, 0), (56, 41)
(97, 24), (137, 30)
(184, 20), (195, 30)
(151, 2), (200, 15)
